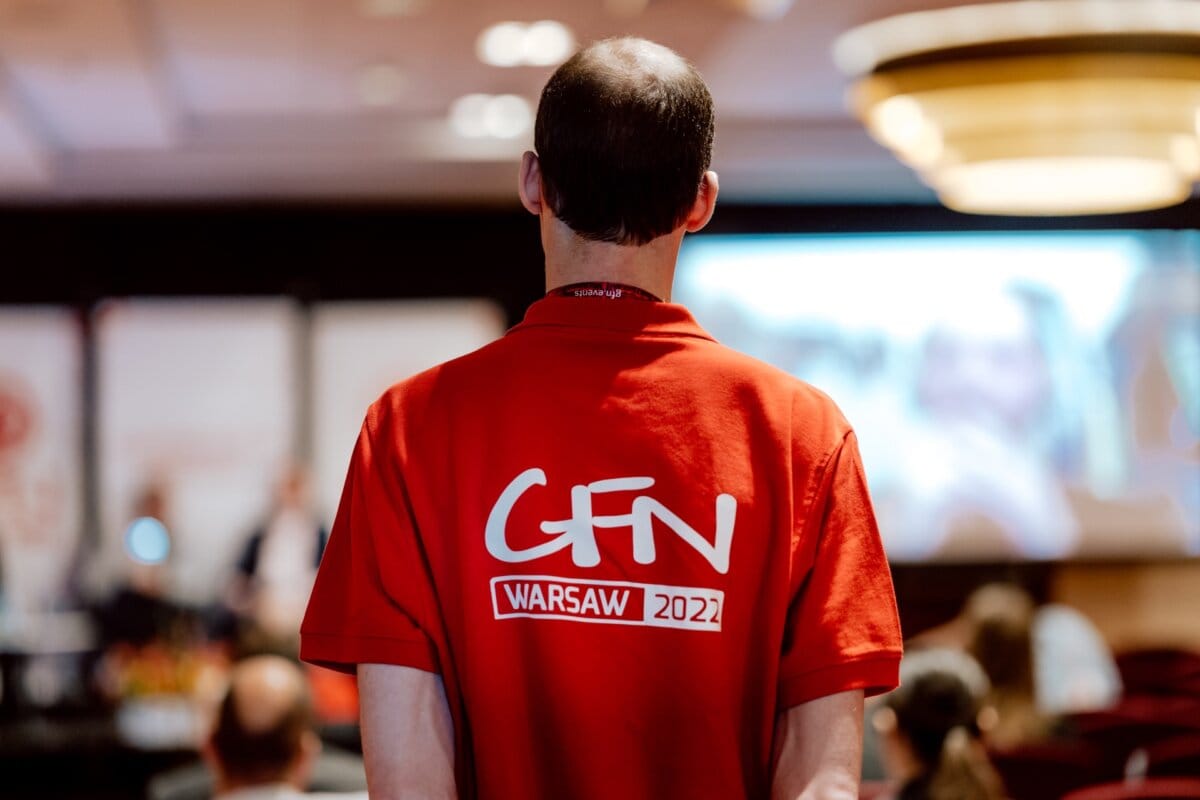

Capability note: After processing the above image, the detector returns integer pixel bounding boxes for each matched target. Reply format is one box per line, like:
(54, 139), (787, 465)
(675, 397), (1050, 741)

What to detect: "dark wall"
(1, 203), (547, 324)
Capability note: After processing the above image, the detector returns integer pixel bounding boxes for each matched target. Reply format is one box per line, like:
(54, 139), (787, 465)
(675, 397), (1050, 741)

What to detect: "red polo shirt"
(301, 296), (902, 799)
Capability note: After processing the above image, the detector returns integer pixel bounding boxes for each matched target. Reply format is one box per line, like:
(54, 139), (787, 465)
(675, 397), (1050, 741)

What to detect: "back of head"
(534, 37), (714, 246)
(964, 583), (1036, 696)
(886, 649), (1005, 800)
(209, 655), (315, 789)
(963, 583), (1051, 748)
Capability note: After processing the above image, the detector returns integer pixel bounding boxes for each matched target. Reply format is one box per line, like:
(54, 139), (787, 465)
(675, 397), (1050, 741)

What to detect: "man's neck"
(542, 218), (681, 302)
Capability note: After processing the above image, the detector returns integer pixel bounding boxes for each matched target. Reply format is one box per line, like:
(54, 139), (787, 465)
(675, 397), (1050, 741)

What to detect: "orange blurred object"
(305, 663), (359, 724)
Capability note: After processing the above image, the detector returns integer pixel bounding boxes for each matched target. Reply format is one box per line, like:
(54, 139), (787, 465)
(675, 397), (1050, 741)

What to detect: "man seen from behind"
(300, 36), (903, 800)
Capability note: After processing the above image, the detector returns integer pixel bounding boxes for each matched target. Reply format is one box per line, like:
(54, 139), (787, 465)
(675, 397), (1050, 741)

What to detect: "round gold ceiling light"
(833, 1), (1200, 216)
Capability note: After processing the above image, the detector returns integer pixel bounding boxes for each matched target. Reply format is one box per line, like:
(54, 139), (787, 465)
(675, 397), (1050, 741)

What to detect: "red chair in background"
(1060, 777), (1200, 800)
(1116, 649), (1200, 699)
(988, 740), (1117, 800)
(1069, 696), (1200, 766)
(1073, 696), (1200, 730)
(1136, 734), (1200, 779)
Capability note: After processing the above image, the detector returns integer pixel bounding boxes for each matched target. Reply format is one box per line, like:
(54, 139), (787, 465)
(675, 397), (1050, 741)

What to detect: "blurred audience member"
(914, 582), (1121, 737)
(202, 655), (363, 800)
(147, 656), (365, 800)
(97, 483), (188, 646)
(873, 649), (1005, 800)
(205, 655), (318, 798)
(1030, 602), (1123, 715)
(963, 584), (1051, 749)
(228, 466), (326, 652)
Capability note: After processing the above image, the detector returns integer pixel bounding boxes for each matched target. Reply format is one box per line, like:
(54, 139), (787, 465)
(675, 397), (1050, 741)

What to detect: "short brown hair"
(534, 38), (715, 246)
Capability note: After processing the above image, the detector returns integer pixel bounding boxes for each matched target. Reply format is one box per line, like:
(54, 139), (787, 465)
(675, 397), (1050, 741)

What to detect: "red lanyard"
(546, 282), (662, 302)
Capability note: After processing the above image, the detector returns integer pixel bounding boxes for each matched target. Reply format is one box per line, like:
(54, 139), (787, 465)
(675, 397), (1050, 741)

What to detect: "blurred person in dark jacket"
(97, 483), (189, 646)
(227, 466), (326, 653)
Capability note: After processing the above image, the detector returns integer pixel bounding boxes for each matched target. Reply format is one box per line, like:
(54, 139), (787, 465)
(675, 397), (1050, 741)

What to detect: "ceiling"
(0, 0), (1162, 205)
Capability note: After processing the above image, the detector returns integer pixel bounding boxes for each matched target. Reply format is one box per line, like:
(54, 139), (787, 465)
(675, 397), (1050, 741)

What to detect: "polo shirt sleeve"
(299, 410), (440, 676)
(777, 430), (902, 710)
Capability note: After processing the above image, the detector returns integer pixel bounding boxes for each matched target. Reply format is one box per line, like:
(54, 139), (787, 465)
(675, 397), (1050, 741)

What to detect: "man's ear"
(518, 151), (543, 216)
(683, 170), (719, 233)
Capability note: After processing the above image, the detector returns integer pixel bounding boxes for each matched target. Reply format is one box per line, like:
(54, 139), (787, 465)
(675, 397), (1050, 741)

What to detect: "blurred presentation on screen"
(677, 231), (1200, 562)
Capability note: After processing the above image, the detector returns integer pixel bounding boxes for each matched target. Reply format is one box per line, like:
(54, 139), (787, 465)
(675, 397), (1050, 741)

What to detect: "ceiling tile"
(0, 0), (174, 149)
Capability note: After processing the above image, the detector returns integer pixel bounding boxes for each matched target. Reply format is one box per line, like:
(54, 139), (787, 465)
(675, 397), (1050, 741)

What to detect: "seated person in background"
(96, 484), (192, 647)
(914, 583), (1121, 722)
(872, 649), (1005, 800)
(1028, 601), (1122, 716)
(207, 655), (318, 799)
(195, 655), (364, 800)
(963, 584), (1053, 750)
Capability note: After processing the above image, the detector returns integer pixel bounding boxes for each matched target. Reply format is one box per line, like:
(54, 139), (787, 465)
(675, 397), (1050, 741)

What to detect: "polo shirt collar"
(510, 296), (717, 341)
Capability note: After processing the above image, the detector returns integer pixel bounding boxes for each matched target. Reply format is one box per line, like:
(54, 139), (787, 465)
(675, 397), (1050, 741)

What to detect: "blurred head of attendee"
(204, 655), (320, 798)
(963, 582), (1051, 748)
(874, 649), (1004, 800)
(125, 481), (174, 596)
(224, 463), (326, 654)
(275, 463), (313, 513)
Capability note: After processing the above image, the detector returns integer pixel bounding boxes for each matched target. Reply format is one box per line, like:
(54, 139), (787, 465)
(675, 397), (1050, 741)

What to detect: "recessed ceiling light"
(477, 21), (528, 67)
(476, 20), (575, 67)
(522, 21), (575, 66)
(357, 64), (407, 107)
(450, 94), (494, 138)
(483, 94), (533, 138)
(450, 94), (532, 139)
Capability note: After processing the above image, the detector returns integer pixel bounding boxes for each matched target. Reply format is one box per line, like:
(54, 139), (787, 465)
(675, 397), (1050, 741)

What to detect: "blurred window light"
(477, 20), (575, 68)
(125, 516), (171, 565)
(450, 93), (532, 139)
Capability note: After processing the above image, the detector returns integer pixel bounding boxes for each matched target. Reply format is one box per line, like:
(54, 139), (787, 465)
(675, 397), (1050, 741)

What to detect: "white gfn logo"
(485, 468), (737, 574)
